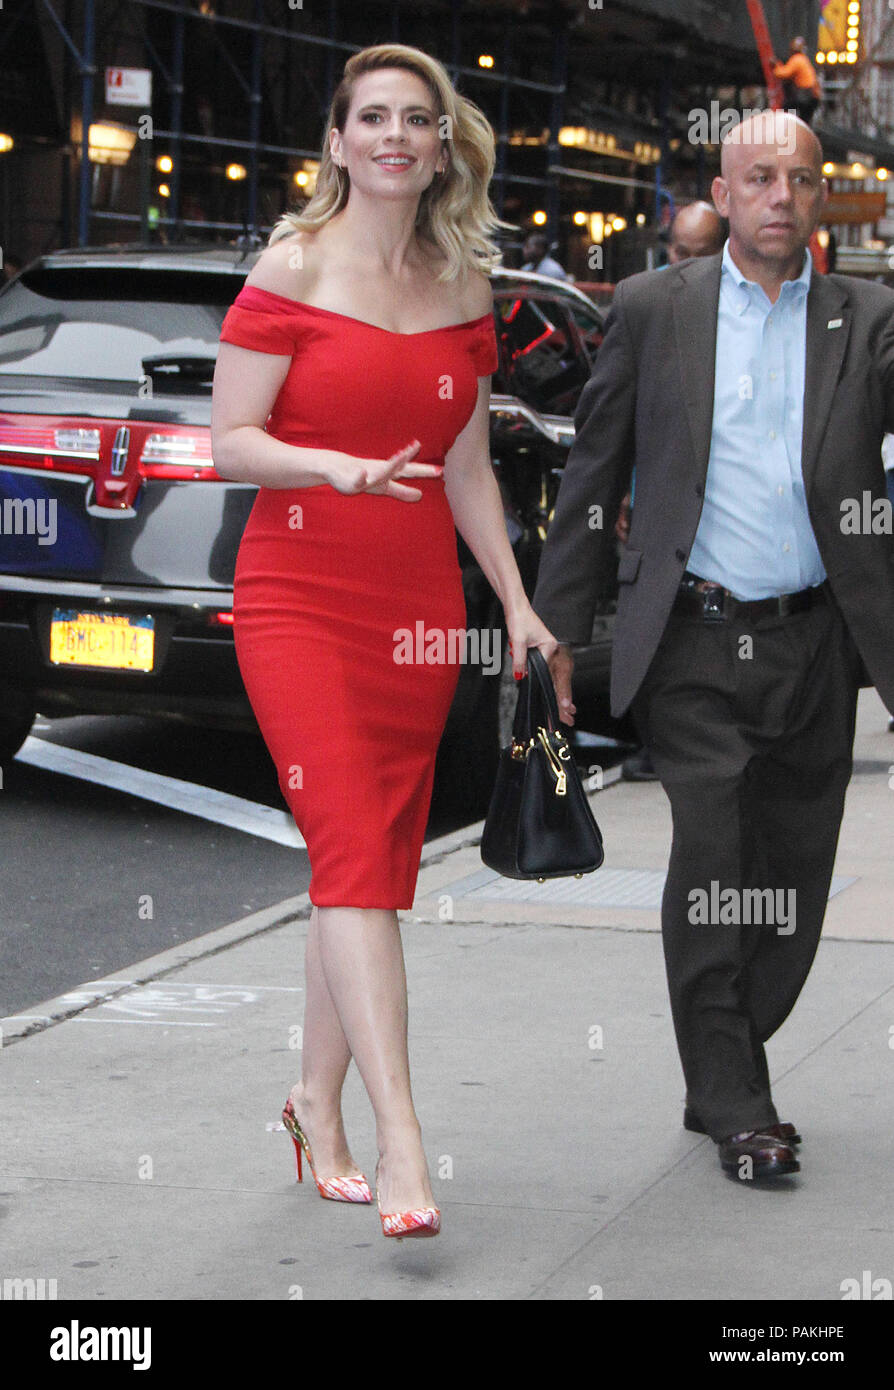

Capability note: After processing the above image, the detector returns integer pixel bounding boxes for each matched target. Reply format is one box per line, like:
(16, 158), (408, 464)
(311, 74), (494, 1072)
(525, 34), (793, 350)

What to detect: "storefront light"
(87, 122), (137, 166)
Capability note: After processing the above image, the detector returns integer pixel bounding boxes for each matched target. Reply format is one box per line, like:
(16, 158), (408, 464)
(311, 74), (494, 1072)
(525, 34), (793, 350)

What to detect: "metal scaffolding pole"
(493, 21), (511, 220)
(169, 4), (185, 235)
(546, 21), (568, 240)
(78, 0), (95, 245)
(655, 66), (671, 226)
(247, 0), (264, 237)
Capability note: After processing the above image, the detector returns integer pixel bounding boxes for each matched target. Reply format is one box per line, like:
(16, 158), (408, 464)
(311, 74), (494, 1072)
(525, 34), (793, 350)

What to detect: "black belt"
(673, 572), (829, 622)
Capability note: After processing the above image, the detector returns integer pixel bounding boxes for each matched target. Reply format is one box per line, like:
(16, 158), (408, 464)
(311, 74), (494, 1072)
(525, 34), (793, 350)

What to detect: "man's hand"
(614, 491), (632, 544)
(547, 643), (576, 726)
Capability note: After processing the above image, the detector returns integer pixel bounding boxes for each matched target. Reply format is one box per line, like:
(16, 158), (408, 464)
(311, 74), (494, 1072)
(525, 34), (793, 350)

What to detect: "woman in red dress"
(211, 43), (556, 1239)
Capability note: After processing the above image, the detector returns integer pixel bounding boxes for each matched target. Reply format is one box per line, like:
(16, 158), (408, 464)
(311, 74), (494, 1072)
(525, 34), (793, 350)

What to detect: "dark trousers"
(632, 591), (861, 1140)
(783, 83), (820, 127)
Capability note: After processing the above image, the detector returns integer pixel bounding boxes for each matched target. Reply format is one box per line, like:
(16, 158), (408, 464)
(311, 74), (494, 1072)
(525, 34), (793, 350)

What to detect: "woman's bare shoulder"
(461, 267), (494, 319)
(417, 244), (492, 322)
(244, 229), (322, 301)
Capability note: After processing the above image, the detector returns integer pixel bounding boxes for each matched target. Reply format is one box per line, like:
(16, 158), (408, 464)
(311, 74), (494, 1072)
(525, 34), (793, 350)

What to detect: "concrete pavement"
(1, 690), (892, 1300)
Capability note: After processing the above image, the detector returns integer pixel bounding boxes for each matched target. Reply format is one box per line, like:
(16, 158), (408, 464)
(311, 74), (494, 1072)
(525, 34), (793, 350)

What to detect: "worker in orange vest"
(773, 37), (822, 126)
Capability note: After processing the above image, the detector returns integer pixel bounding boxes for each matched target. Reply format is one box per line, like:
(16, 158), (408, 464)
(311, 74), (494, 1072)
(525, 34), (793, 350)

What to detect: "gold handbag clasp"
(537, 727), (567, 796)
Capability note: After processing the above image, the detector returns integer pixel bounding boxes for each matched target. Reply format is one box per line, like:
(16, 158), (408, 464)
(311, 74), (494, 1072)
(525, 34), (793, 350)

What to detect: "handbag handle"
(511, 648), (562, 742)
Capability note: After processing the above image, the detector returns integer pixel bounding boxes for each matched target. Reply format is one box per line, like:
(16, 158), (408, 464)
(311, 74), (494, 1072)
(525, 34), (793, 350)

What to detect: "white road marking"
(45, 978), (305, 1029)
(3, 982), (302, 1034)
(72, 1017), (216, 1027)
(69, 980), (303, 991)
(53, 984), (300, 1028)
(15, 736), (306, 848)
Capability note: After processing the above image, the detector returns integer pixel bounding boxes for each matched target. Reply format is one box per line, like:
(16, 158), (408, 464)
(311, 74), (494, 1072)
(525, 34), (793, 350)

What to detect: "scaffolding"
(35, 0), (573, 248)
(10, 0), (828, 270)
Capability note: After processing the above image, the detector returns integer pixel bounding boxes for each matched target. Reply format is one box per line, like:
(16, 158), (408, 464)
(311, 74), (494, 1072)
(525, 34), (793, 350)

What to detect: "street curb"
(1, 768), (622, 1048)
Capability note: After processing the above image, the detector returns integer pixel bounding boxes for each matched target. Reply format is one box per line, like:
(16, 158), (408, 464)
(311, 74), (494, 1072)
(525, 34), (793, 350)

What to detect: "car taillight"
(139, 430), (221, 480)
(0, 416), (226, 491)
(0, 422), (100, 474)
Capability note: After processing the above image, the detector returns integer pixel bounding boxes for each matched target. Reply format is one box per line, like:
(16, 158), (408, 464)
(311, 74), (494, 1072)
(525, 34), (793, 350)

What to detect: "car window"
(0, 268), (239, 387)
(565, 300), (604, 359)
(492, 293), (590, 414)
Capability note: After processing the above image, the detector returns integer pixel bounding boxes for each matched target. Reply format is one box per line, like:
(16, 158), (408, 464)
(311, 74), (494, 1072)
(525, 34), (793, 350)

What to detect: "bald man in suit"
(534, 112), (894, 1180)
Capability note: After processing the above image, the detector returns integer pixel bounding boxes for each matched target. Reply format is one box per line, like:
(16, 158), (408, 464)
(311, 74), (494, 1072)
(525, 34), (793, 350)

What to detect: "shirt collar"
(721, 238), (812, 312)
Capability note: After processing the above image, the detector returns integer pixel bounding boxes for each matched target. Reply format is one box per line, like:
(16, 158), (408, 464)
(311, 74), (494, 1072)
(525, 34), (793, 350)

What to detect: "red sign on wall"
(824, 191), (887, 225)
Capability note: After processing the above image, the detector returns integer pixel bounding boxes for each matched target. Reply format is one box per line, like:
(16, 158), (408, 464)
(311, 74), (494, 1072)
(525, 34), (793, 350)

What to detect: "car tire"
(0, 684), (36, 767)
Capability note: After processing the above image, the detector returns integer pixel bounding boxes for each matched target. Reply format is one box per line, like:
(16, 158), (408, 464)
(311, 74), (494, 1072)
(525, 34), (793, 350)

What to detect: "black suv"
(0, 243), (619, 813)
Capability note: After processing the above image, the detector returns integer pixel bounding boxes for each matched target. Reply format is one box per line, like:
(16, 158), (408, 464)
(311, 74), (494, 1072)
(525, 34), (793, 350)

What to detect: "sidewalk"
(2, 691), (892, 1300)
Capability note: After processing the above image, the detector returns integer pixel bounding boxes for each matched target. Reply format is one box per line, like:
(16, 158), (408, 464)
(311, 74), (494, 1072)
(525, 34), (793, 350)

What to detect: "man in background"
(774, 37), (822, 127)
(521, 231), (571, 281)
(665, 201), (727, 265)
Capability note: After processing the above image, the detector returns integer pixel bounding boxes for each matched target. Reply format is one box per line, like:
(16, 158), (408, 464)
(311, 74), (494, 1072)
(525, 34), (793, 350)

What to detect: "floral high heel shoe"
(375, 1159), (441, 1239)
(281, 1096), (372, 1203)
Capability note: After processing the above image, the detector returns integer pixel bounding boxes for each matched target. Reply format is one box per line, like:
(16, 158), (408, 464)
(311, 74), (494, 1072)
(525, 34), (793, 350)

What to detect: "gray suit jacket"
(532, 252), (894, 717)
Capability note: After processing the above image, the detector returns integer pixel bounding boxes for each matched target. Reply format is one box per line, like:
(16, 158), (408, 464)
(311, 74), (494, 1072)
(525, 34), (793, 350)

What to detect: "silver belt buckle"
(702, 585), (727, 621)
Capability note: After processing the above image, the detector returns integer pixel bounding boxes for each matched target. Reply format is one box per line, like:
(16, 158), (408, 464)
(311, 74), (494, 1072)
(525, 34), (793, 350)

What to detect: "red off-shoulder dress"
(218, 285), (499, 907)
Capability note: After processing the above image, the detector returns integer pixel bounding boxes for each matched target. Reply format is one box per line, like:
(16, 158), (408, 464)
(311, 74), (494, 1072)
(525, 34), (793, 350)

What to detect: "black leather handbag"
(480, 648), (605, 880)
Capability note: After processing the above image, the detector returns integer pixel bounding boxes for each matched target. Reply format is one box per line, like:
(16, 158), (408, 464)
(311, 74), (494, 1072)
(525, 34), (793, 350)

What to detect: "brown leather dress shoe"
(684, 1107), (802, 1144)
(717, 1130), (800, 1178)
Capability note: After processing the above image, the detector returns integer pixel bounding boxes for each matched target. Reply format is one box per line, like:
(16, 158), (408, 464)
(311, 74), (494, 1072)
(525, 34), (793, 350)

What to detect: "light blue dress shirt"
(686, 239), (826, 599)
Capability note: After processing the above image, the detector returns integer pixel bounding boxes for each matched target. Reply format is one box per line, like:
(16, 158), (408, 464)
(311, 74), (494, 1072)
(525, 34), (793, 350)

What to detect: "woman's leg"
(315, 906), (435, 1214)
(288, 905), (364, 1178)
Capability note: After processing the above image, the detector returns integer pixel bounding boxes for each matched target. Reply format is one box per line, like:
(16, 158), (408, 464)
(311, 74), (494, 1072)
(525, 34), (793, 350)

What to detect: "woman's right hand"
(324, 441), (443, 501)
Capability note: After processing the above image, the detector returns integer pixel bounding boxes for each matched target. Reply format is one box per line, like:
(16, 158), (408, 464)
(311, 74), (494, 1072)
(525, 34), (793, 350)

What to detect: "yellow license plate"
(49, 609), (155, 671)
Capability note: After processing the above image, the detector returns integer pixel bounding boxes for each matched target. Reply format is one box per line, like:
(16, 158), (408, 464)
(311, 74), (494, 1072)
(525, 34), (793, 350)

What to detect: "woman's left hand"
(506, 605), (558, 681)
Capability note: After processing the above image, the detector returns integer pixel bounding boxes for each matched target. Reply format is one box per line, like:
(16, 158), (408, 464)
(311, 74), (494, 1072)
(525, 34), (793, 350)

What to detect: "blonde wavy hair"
(268, 43), (509, 282)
